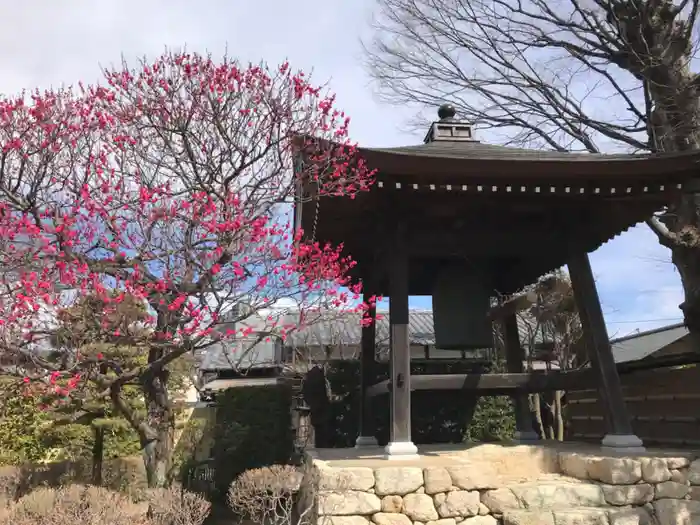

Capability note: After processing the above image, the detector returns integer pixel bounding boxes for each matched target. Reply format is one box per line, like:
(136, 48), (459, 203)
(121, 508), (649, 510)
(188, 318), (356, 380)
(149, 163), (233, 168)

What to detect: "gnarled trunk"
(639, 28), (700, 348)
(672, 243), (700, 351)
(141, 365), (175, 488)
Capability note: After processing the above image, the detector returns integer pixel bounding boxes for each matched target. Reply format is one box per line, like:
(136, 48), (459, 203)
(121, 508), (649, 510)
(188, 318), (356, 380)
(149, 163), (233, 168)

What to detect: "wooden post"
(356, 296), (379, 447)
(568, 252), (644, 451)
(502, 313), (538, 441)
(385, 227), (418, 459)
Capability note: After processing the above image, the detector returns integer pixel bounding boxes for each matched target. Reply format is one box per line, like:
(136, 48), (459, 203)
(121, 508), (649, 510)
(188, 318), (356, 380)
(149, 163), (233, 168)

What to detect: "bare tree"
(526, 272), (584, 439)
(364, 0), (700, 341)
(501, 272), (584, 439)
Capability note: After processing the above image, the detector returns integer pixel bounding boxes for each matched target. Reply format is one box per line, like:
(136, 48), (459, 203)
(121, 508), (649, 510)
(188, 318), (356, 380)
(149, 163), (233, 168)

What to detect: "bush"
(0, 391), (140, 467)
(0, 484), (147, 525)
(210, 385), (295, 499)
(228, 465), (304, 525)
(0, 466), (20, 507)
(0, 456), (148, 501)
(0, 456), (150, 515)
(0, 485), (209, 525)
(464, 395), (516, 442)
(145, 486), (210, 525)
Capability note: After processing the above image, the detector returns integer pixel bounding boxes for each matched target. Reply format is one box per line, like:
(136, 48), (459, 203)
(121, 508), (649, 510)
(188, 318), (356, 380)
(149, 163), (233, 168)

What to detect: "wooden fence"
(566, 364), (700, 448)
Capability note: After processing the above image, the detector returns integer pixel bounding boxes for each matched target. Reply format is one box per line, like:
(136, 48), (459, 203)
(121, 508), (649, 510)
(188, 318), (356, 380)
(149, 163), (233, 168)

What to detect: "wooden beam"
(388, 225), (412, 446)
(488, 291), (538, 321)
(357, 292), (377, 444)
(366, 369), (597, 397)
(502, 313), (537, 437)
(568, 252), (636, 437)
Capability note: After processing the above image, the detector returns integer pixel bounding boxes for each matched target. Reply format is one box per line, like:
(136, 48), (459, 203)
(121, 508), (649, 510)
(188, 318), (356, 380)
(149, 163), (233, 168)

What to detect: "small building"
(611, 323), (690, 363)
(196, 303), (690, 399)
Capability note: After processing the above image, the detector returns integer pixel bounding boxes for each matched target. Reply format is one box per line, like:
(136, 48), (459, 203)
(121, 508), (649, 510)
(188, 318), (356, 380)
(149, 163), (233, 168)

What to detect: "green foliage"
(463, 395), (516, 442)
(209, 385), (294, 501)
(171, 411), (209, 483)
(462, 360), (516, 442)
(0, 388), (141, 466)
(0, 391), (91, 465)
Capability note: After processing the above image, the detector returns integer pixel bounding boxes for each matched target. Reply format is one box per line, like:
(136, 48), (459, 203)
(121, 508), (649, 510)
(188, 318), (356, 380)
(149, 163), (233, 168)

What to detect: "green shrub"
(0, 391), (140, 467)
(463, 395), (516, 442)
(210, 384), (294, 500)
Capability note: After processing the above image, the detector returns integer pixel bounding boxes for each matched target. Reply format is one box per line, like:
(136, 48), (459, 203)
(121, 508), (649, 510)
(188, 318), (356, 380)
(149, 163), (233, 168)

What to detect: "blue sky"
(0, 0), (683, 338)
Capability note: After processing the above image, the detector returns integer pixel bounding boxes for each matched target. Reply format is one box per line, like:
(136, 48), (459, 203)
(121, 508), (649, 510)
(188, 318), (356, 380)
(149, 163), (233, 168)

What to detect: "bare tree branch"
(363, 0), (700, 340)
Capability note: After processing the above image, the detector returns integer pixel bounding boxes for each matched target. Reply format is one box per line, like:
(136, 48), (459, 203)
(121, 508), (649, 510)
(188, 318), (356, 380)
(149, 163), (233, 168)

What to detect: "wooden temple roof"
(360, 141), (700, 180)
(294, 108), (700, 295)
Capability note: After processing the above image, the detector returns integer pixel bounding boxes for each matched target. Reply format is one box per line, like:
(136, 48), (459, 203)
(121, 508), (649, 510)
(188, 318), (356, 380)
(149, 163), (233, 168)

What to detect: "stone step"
(479, 477), (671, 514)
(482, 479), (610, 513)
(502, 506), (652, 525)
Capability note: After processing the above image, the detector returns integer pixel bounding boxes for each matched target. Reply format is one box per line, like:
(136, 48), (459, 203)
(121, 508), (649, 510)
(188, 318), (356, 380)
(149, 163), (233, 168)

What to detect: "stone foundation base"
(305, 443), (700, 525)
(356, 436), (380, 448)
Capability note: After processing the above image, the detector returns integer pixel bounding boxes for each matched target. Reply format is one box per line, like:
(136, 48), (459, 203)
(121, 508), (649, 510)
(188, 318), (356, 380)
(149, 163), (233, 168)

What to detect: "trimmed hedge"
(209, 384), (295, 500)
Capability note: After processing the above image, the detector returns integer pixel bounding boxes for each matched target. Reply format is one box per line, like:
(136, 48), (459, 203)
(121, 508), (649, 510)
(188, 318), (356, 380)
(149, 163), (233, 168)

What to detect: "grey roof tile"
(364, 139), (700, 163)
(611, 323), (688, 363)
(199, 309), (543, 370)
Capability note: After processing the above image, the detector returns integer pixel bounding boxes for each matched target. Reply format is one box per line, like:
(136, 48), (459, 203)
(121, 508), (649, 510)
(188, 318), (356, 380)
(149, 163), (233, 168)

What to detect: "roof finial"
(438, 104), (456, 121)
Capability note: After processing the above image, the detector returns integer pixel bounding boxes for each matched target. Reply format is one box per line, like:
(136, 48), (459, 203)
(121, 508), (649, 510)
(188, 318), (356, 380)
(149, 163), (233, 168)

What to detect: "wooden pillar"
(356, 296), (379, 447)
(568, 252), (644, 451)
(385, 228), (418, 459)
(502, 313), (538, 442)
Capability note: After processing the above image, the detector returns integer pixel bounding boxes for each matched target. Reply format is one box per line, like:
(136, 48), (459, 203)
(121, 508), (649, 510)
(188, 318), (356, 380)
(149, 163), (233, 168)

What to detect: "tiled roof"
(365, 140), (625, 162)
(283, 310), (436, 346)
(611, 323), (688, 363)
(198, 309), (543, 371)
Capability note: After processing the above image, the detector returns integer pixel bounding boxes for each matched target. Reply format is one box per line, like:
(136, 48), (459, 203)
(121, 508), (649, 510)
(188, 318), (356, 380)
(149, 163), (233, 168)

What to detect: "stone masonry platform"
(304, 441), (700, 525)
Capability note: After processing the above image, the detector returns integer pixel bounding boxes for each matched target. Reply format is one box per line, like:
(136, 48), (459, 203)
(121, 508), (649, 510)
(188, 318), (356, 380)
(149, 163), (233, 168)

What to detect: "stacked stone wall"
(312, 451), (700, 525)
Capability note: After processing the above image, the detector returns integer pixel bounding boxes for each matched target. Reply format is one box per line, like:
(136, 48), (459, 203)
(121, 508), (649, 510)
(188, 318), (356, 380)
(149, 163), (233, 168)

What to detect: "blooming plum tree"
(0, 51), (376, 486)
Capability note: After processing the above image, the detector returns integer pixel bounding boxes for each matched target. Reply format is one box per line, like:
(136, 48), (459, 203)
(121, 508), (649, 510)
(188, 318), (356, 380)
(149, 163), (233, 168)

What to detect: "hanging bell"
(432, 261), (494, 350)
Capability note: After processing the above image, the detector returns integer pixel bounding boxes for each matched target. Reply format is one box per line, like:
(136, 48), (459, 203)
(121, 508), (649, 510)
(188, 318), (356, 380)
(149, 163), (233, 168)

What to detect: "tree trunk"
(546, 401), (555, 440)
(531, 393), (545, 439)
(93, 361), (107, 486)
(141, 366), (175, 488)
(671, 243), (700, 352)
(91, 426), (105, 486)
(642, 41), (700, 347)
(554, 391), (564, 442)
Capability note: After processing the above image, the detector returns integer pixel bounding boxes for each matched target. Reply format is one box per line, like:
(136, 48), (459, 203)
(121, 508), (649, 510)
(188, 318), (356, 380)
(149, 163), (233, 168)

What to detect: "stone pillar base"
(513, 430), (540, 443)
(384, 441), (419, 460)
(355, 435), (379, 448)
(601, 433), (645, 453)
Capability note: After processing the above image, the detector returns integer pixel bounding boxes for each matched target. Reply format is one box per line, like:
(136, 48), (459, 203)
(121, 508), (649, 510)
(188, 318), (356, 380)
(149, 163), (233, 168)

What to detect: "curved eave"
(359, 145), (700, 181)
